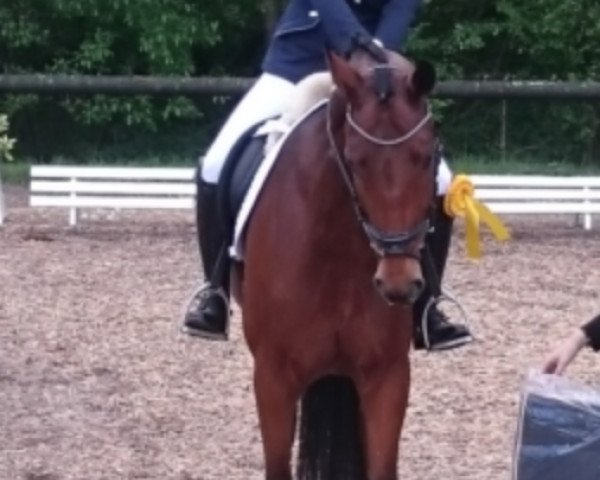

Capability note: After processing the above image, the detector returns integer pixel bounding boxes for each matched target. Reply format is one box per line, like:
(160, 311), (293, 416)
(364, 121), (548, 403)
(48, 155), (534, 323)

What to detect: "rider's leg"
(183, 176), (230, 338)
(413, 153), (473, 351)
(183, 73), (295, 339)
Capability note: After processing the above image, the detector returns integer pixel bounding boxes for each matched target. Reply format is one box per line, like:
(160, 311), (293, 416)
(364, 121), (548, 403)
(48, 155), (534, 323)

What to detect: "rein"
(326, 97), (439, 259)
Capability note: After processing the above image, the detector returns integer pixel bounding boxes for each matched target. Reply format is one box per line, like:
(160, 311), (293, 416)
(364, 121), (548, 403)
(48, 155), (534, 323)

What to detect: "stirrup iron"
(420, 290), (471, 351)
(182, 283), (231, 340)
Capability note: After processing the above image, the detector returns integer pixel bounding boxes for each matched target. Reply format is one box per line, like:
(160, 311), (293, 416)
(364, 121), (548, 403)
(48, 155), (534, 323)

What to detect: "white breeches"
(199, 72), (453, 195)
(200, 73), (296, 183)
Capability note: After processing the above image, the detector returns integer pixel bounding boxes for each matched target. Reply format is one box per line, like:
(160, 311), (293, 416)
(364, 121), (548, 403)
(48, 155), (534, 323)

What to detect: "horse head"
(327, 49), (438, 305)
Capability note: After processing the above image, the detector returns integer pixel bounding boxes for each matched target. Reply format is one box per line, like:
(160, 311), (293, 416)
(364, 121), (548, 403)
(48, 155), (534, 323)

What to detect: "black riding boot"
(413, 197), (472, 351)
(183, 178), (230, 340)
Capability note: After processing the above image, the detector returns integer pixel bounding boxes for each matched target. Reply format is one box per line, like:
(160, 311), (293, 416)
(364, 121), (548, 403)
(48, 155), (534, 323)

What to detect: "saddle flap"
(217, 123), (267, 229)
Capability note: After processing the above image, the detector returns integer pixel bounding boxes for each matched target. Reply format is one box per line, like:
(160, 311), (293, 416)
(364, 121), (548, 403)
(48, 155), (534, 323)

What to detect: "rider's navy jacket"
(262, 0), (421, 83)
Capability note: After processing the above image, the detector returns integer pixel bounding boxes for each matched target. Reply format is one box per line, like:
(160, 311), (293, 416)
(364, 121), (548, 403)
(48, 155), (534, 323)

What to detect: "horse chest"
(293, 309), (408, 374)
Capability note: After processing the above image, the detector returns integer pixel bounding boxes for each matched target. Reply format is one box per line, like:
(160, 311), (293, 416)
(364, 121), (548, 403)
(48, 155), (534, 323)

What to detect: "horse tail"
(296, 375), (366, 480)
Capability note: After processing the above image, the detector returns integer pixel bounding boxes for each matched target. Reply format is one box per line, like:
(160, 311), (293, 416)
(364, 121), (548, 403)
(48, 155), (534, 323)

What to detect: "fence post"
(500, 100), (507, 162)
(0, 168), (5, 225)
(69, 176), (77, 226)
(583, 186), (592, 230)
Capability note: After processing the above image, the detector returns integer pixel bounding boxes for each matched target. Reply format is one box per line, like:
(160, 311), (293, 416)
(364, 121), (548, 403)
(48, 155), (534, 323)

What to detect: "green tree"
(409, 0), (600, 163)
(1, 0), (598, 164)
(0, 115), (16, 162)
(0, 0), (264, 160)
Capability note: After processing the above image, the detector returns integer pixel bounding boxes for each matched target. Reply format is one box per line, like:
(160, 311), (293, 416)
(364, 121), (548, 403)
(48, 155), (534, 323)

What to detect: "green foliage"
(0, 0), (218, 74)
(0, 0), (598, 164)
(0, 161), (29, 184)
(453, 154), (600, 175)
(408, 0), (600, 163)
(0, 0), (262, 159)
(0, 115), (16, 162)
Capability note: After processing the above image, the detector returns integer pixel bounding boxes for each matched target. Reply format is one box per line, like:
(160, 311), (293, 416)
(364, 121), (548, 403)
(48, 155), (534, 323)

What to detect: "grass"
(452, 155), (600, 176)
(0, 156), (197, 185)
(1, 162), (30, 184)
(2, 153), (600, 186)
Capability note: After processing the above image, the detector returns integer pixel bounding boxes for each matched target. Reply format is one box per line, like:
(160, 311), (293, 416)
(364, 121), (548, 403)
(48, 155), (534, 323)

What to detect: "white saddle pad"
(230, 99), (328, 260)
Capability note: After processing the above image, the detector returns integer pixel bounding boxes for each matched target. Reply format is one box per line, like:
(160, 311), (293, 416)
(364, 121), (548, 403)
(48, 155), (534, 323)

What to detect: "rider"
(183, 0), (473, 351)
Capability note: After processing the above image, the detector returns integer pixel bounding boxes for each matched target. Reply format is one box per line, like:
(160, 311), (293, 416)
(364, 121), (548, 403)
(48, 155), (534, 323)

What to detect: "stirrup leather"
(420, 290), (471, 351)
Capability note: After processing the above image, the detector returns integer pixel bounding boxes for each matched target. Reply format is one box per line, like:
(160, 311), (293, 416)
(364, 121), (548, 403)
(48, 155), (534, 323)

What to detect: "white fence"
(471, 175), (600, 230)
(27, 165), (600, 229)
(30, 165), (195, 226)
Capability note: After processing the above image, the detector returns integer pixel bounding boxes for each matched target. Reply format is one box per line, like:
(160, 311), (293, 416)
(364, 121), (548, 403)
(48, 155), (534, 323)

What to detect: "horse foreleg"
(356, 362), (410, 480)
(254, 359), (298, 480)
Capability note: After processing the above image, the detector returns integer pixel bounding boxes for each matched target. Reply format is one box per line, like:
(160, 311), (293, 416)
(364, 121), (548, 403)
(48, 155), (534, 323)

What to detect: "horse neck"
(286, 107), (370, 260)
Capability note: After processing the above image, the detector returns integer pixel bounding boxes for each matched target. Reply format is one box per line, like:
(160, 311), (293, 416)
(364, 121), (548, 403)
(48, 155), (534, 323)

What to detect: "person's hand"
(542, 329), (589, 375)
(349, 33), (387, 63)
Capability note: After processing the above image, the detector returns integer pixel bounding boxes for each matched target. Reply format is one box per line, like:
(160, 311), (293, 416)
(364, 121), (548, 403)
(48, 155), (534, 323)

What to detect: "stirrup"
(182, 283), (231, 340)
(420, 290), (472, 351)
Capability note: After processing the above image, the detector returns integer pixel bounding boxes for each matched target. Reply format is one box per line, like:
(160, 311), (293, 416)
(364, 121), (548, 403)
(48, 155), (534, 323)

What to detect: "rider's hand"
(349, 32), (388, 63)
(542, 329), (589, 375)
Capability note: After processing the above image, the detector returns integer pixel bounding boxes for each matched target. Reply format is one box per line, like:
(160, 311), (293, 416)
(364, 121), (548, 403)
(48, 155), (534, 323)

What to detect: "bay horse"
(238, 50), (438, 480)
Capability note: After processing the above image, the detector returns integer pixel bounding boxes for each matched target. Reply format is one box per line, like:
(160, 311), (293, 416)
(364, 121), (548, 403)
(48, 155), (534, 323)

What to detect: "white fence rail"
(470, 175), (600, 230)
(28, 166), (600, 229)
(30, 165), (196, 226)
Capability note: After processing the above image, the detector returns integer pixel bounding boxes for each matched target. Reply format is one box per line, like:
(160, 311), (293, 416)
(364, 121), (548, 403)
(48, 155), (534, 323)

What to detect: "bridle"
(345, 105), (432, 147)
(327, 94), (440, 259)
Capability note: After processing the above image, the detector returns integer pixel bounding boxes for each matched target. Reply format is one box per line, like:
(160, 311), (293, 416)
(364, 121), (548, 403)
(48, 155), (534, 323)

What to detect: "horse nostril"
(412, 279), (425, 297)
(401, 279), (425, 305)
(373, 277), (424, 305)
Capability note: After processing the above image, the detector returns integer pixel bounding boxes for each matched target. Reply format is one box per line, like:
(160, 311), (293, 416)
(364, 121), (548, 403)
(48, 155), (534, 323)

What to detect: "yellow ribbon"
(444, 174), (511, 259)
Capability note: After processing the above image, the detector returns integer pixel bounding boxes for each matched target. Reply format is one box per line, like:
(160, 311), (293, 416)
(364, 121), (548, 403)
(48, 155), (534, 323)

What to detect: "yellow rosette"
(444, 174), (510, 259)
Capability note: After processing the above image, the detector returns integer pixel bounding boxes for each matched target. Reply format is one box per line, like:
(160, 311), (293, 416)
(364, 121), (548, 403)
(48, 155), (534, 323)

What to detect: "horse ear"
(326, 51), (362, 103)
(411, 60), (436, 97)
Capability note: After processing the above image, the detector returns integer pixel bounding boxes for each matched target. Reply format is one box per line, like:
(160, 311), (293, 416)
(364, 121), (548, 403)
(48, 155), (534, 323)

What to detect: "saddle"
(216, 122), (269, 235)
(215, 72), (335, 245)
(210, 72), (335, 259)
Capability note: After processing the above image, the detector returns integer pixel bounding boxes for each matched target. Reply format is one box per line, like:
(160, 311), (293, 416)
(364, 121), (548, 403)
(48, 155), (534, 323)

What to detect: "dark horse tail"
(297, 375), (366, 480)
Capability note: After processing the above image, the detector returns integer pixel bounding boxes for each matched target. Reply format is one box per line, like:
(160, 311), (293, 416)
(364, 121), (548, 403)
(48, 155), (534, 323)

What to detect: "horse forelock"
(331, 51), (431, 146)
(346, 52), (418, 110)
(370, 64), (394, 102)
(350, 69), (427, 137)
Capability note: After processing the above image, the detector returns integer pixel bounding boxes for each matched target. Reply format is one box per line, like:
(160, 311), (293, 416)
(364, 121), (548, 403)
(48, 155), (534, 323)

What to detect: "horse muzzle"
(373, 259), (424, 305)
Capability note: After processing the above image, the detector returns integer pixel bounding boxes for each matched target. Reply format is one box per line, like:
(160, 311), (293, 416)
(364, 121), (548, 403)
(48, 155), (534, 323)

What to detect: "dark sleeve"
(307, 0), (371, 54)
(582, 314), (600, 351)
(375, 0), (422, 50)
